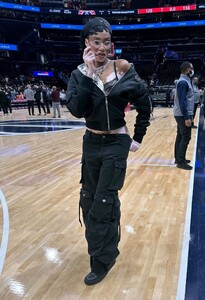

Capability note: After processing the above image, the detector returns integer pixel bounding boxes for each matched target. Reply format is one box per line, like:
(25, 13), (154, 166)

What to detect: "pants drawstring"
(118, 221), (121, 242)
(79, 202), (83, 227)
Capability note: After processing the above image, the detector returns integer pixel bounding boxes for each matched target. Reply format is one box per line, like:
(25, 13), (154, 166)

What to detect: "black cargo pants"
(174, 116), (192, 163)
(79, 130), (131, 265)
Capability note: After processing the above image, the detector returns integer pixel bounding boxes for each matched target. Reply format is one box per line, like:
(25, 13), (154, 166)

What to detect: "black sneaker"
(174, 159), (191, 164)
(84, 259), (116, 286)
(177, 163), (193, 170)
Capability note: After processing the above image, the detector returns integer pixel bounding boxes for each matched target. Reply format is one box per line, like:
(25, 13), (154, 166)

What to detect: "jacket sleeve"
(177, 81), (189, 119)
(66, 70), (94, 118)
(130, 73), (152, 143)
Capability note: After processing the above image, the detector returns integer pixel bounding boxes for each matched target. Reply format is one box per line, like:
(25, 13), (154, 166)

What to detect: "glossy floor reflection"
(0, 107), (199, 299)
(0, 119), (85, 135)
(185, 110), (205, 300)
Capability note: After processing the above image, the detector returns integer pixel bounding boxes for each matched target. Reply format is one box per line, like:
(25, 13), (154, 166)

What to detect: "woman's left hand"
(130, 140), (141, 152)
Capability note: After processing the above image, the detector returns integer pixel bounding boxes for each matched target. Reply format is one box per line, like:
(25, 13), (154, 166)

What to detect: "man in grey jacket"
(24, 84), (35, 116)
(173, 61), (195, 170)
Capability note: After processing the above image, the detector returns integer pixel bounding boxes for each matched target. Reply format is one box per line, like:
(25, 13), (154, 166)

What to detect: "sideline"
(0, 189), (10, 274)
(176, 112), (199, 300)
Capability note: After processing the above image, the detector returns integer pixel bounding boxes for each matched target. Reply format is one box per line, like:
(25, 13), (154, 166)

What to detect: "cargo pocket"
(109, 159), (127, 190)
(90, 194), (115, 221)
(80, 189), (93, 214)
(79, 189), (93, 225)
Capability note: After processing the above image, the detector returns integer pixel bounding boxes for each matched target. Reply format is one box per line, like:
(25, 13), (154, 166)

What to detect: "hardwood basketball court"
(0, 107), (197, 299)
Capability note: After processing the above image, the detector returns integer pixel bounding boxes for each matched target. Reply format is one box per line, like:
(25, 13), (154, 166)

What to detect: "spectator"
(60, 89), (66, 107)
(34, 85), (47, 116)
(0, 87), (8, 116)
(42, 85), (51, 114)
(24, 84), (35, 116)
(173, 61), (195, 170)
(5, 90), (12, 115)
(50, 86), (61, 118)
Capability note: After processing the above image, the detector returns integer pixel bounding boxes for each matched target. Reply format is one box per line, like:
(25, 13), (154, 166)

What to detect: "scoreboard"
(138, 5), (196, 15)
(0, 1), (200, 15)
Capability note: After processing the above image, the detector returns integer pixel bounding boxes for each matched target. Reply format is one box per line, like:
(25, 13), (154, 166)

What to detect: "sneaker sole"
(84, 260), (116, 286)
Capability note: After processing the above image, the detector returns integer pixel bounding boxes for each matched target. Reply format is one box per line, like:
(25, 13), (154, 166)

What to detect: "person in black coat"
(42, 85), (51, 114)
(67, 17), (151, 286)
(34, 85), (47, 115)
(0, 87), (8, 116)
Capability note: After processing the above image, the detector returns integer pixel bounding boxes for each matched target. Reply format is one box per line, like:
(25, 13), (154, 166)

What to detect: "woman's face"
(85, 31), (112, 63)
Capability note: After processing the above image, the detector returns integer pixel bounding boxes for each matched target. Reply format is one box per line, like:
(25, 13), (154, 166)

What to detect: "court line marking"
(176, 117), (199, 300)
(0, 123), (84, 127)
(142, 163), (176, 167)
(0, 126), (85, 136)
(0, 189), (10, 275)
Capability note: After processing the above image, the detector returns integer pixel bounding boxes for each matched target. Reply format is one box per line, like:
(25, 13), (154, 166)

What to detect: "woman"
(66, 17), (151, 285)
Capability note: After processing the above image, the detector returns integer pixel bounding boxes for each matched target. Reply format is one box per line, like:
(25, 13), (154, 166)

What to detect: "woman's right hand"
(83, 46), (96, 78)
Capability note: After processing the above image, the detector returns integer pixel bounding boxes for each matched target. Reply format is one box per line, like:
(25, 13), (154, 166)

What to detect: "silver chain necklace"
(94, 59), (110, 77)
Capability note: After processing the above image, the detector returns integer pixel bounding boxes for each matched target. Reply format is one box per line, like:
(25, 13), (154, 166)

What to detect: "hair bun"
(82, 17), (112, 38)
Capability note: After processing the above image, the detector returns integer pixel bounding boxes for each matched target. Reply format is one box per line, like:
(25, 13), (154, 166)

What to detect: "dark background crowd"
(1, 0), (205, 113)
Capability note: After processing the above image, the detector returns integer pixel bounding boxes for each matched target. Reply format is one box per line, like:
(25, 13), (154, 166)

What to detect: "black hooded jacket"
(66, 63), (151, 143)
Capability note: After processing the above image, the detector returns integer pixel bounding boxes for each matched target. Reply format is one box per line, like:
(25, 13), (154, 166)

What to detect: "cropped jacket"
(66, 63), (151, 143)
